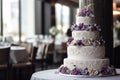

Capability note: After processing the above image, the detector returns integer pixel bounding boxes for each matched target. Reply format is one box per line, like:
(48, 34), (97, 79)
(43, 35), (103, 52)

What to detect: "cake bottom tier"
(63, 58), (110, 70)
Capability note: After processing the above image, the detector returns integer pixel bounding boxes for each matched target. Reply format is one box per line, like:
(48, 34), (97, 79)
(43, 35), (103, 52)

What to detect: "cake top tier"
(77, 7), (94, 17)
(79, 0), (94, 17)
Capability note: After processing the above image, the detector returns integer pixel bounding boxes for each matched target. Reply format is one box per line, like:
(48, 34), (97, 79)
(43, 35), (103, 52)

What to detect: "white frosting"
(64, 58), (109, 70)
(59, 13), (111, 73)
(72, 31), (100, 40)
(67, 46), (105, 59)
(76, 16), (95, 25)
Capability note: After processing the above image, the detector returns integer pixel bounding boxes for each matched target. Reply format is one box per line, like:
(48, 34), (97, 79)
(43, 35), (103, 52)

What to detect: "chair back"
(35, 43), (46, 59)
(0, 47), (10, 65)
(20, 42), (33, 57)
(0, 47), (11, 80)
(43, 43), (55, 59)
(31, 46), (38, 63)
(47, 42), (55, 54)
(61, 42), (67, 50)
(42, 44), (47, 59)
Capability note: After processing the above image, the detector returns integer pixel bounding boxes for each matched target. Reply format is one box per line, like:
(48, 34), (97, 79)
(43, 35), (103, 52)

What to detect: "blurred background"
(0, 0), (120, 80)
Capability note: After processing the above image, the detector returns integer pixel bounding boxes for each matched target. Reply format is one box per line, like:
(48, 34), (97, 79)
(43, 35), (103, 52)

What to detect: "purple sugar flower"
(100, 66), (111, 75)
(71, 67), (81, 75)
(76, 40), (84, 46)
(99, 39), (105, 46)
(59, 66), (69, 74)
(92, 25), (97, 31)
(71, 23), (101, 31)
(78, 23), (84, 30)
(81, 68), (89, 75)
(71, 24), (77, 31)
(92, 41), (97, 47)
(73, 38), (105, 46)
(79, 7), (93, 17)
(68, 37), (73, 42)
(67, 37), (73, 45)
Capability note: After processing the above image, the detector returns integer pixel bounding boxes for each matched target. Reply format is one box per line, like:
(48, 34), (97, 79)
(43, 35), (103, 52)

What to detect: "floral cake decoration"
(58, 65), (116, 76)
(77, 4), (94, 17)
(67, 37), (105, 46)
(71, 23), (101, 31)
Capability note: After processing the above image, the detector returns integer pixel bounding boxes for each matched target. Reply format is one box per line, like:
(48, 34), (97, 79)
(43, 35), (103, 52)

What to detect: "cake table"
(31, 69), (120, 80)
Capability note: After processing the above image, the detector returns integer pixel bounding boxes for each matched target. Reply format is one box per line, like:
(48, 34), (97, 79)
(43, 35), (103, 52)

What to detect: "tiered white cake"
(58, 6), (116, 76)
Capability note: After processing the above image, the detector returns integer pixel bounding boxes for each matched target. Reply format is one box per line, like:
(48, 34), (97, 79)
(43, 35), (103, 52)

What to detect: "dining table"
(30, 69), (120, 80)
(0, 45), (29, 64)
(10, 46), (29, 64)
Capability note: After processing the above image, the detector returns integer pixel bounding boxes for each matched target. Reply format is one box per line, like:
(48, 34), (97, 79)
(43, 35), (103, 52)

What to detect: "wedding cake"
(58, 1), (116, 77)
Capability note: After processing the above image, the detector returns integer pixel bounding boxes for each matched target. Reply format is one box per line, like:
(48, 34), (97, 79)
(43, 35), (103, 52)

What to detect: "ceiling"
(69, 0), (79, 3)
(56, 0), (79, 8)
(46, 0), (120, 9)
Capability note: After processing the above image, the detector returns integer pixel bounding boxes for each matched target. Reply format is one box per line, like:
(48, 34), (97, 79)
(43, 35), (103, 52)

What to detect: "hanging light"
(113, 10), (120, 15)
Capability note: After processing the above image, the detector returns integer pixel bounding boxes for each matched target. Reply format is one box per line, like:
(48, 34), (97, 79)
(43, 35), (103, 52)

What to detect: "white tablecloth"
(31, 69), (120, 80)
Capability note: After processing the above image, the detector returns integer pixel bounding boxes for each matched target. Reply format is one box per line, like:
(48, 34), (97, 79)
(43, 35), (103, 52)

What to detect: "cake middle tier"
(67, 46), (105, 59)
(72, 31), (100, 40)
(63, 58), (109, 70)
(76, 16), (95, 25)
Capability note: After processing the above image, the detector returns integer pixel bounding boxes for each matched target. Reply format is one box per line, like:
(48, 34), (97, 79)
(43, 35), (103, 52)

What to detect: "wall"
(35, 0), (42, 34)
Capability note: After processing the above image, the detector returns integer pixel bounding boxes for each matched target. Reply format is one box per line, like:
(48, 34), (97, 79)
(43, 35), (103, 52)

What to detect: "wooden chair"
(58, 42), (67, 54)
(55, 42), (67, 64)
(0, 47), (11, 80)
(46, 42), (55, 54)
(12, 46), (38, 80)
(35, 43), (48, 70)
(35, 43), (56, 70)
(19, 42), (33, 59)
(45, 42), (55, 65)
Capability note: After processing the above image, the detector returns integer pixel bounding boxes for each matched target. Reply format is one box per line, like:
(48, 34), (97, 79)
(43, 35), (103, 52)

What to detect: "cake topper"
(79, 0), (94, 17)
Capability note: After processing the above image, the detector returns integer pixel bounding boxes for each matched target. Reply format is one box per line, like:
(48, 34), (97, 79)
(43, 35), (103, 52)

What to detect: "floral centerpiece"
(49, 26), (58, 38)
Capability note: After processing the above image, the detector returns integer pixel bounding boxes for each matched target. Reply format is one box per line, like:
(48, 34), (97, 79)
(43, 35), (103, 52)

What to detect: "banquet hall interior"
(0, 0), (119, 80)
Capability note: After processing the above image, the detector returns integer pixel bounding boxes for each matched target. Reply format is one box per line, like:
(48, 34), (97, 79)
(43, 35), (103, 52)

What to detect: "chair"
(56, 42), (67, 54)
(12, 46), (38, 80)
(45, 42), (55, 65)
(0, 47), (11, 80)
(55, 42), (67, 64)
(35, 43), (48, 70)
(19, 42), (33, 59)
(46, 42), (55, 54)
(36, 42), (56, 70)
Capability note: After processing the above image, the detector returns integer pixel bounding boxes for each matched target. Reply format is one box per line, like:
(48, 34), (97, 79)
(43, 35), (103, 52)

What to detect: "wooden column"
(94, 0), (113, 65)
(104, 0), (113, 65)
(50, 0), (56, 27)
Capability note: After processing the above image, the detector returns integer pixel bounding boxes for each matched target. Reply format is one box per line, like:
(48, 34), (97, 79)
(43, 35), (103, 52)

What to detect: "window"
(21, 0), (35, 41)
(1, 0), (35, 42)
(3, 0), (19, 42)
(55, 3), (70, 34)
